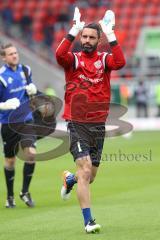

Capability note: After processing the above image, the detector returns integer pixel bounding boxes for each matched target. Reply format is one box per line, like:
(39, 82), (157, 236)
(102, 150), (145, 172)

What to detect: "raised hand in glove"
(26, 83), (37, 96)
(0, 98), (20, 110)
(99, 10), (116, 42)
(69, 7), (85, 37)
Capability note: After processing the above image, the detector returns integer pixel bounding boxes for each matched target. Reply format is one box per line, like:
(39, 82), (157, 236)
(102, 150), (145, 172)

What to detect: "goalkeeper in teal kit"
(0, 43), (37, 208)
(56, 7), (125, 233)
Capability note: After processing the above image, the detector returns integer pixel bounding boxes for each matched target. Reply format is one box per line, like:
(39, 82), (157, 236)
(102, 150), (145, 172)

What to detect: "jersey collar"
(5, 64), (20, 72)
(81, 50), (97, 58)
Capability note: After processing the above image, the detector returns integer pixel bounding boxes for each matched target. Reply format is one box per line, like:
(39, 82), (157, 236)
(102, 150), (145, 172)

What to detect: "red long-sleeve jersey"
(56, 38), (125, 123)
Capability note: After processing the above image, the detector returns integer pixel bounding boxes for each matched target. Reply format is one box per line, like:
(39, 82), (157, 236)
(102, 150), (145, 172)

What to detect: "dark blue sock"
(82, 208), (92, 226)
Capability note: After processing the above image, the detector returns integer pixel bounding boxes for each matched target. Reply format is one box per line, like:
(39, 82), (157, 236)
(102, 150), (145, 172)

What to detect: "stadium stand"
(0, 0), (160, 81)
(0, 0), (160, 118)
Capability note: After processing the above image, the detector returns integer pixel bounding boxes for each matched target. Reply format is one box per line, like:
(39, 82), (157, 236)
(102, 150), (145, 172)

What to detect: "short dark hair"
(82, 23), (102, 39)
(0, 43), (15, 56)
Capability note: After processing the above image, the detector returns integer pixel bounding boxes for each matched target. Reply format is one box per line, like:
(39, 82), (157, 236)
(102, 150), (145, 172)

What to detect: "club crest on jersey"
(8, 77), (13, 84)
(80, 61), (85, 66)
(94, 60), (102, 69)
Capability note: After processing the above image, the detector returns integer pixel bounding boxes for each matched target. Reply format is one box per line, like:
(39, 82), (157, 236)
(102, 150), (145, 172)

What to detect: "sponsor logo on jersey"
(8, 77), (14, 84)
(10, 86), (26, 93)
(79, 74), (103, 84)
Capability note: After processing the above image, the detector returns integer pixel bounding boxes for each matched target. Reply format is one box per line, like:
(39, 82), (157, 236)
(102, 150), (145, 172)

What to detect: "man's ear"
(98, 37), (102, 46)
(2, 56), (6, 62)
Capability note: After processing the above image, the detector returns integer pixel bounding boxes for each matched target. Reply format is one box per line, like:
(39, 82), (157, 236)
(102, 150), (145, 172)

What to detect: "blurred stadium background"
(0, 0), (160, 124)
(0, 1), (160, 240)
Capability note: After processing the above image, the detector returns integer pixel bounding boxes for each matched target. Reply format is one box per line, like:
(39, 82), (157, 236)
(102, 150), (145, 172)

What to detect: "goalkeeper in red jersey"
(56, 7), (125, 233)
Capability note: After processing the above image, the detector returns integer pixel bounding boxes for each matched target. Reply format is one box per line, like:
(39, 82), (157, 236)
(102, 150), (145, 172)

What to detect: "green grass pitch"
(0, 131), (159, 240)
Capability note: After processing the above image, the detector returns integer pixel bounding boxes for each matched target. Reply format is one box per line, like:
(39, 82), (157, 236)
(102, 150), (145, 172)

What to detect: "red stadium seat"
(98, 6), (106, 19)
(0, 2), (5, 11)
(127, 0), (136, 5)
(32, 31), (44, 42)
(12, 0), (25, 12)
(54, 29), (66, 42)
(115, 29), (127, 45)
(134, 17), (143, 28)
(149, 5), (159, 16)
(135, 6), (146, 16)
(38, 0), (50, 10)
(61, 0), (70, 8)
(84, 7), (97, 22)
(129, 38), (137, 49)
(152, 0), (160, 4)
(32, 20), (44, 31)
(140, 0), (150, 5)
(124, 7), (133, 18)
(113, 7), (121, 19)
(34, 9), (47, 21)
(32, 20), (44, 42)
(115, 0), (125, 7)
(122, 18), (131, 29)
(25, 0), (37, 12)
(49, 0), (63, 12)
(131, 28), (140, 39)
(146, 18), (158, 26)
(13, 11), (23, 22)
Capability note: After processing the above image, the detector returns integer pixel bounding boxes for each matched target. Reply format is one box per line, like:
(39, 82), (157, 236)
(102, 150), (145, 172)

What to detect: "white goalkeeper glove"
(69, 7), (85, 37)
(0, 98), (20, 110)
(99, 10), (116, 42)
(26, 83), (37, 96)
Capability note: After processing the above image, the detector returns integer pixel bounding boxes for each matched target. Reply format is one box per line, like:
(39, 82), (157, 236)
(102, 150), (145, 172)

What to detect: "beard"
(81, 42), (98, 53)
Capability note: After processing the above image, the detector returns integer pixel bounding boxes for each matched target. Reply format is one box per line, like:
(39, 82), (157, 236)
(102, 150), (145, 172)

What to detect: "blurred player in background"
(0, 43), (37, 208)
(155, 82), (160, 117)
(56, 7), (125, 233)
(134, 80), (148, 118)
